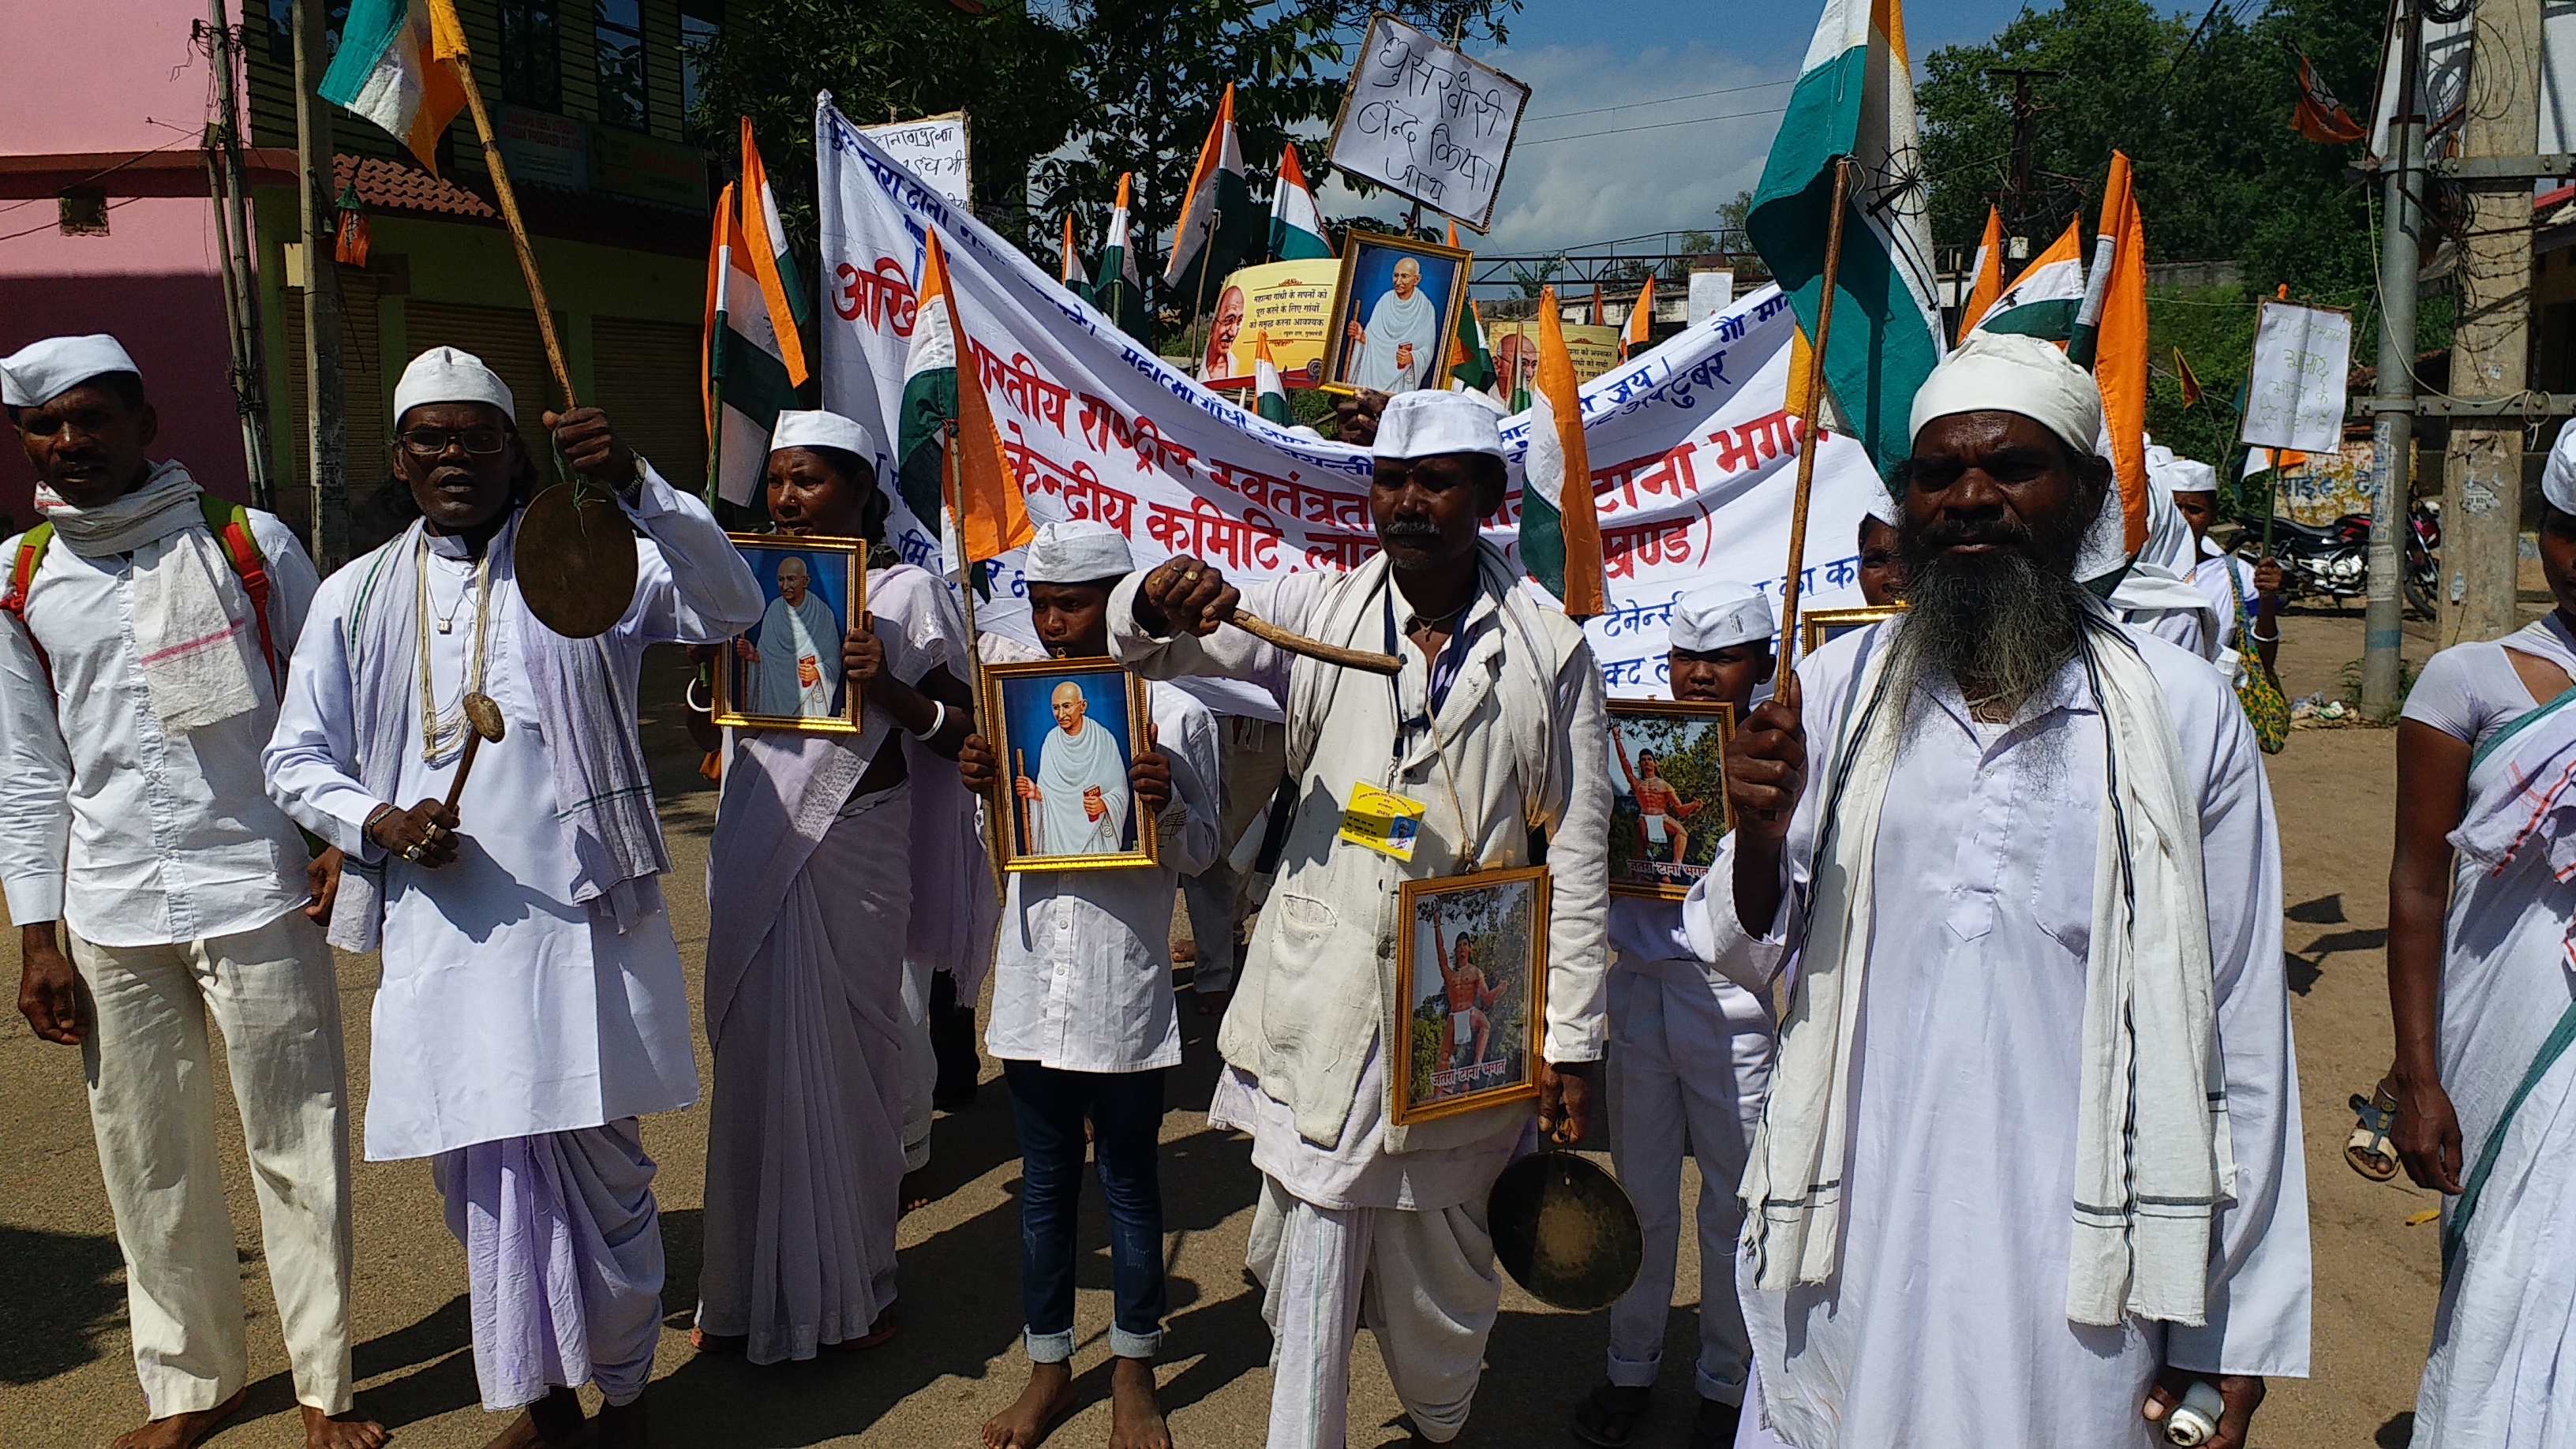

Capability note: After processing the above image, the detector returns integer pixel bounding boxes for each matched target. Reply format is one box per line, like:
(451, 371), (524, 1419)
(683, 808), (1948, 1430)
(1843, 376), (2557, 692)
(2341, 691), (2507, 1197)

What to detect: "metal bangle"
(685, 676), (713, 714)
(2248, 628), (2282, 643)
(912, 699), (947, 741)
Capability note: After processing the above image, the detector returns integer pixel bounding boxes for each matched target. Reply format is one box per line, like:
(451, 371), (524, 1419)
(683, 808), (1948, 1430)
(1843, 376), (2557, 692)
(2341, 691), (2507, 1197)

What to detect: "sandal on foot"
(2348, 1078), (2401, 1181)
(1687, 1398), (1743, 1449)
(1572, 1383), (1649, 1448)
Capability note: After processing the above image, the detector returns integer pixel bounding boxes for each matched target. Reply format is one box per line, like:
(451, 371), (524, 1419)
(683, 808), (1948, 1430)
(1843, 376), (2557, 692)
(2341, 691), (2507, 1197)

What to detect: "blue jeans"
(1002, 1060), (1167, 1362)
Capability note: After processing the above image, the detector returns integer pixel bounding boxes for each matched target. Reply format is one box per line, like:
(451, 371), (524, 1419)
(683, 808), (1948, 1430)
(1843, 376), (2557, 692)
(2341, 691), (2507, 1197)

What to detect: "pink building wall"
(0, 0), (258, 519)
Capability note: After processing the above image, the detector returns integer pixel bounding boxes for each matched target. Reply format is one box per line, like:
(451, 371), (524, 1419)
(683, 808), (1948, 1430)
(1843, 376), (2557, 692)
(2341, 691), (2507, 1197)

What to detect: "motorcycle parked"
(2241, 500), (2439, 617)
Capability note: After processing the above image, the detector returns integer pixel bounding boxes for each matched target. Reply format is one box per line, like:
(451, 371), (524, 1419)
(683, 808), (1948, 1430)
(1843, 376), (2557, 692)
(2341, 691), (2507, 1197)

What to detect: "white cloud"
(1314, 39), (1795, 261)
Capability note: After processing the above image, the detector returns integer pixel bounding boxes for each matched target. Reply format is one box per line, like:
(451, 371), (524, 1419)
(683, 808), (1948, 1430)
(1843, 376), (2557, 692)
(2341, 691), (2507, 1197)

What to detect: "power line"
(1519, 103), (1790, 148)
(1521, 77), (1793, 125)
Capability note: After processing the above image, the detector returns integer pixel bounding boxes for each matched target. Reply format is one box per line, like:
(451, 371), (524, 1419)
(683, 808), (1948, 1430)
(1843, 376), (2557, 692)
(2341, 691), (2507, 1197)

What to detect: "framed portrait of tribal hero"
(1606, 700), (1734, 901)
(983, 657), (1159, 873)
(712, 534), (868, 734)
(1393, 866), (1549, 1125)
(1318, 231), (1470, 398)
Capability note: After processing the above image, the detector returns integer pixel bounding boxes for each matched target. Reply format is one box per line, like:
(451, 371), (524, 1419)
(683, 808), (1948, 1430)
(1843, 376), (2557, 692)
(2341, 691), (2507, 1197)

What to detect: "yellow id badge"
(1339, 781), (1427, 862)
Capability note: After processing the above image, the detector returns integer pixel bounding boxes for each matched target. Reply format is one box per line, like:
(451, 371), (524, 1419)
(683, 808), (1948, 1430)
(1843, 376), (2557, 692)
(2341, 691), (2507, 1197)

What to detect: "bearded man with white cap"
(263, 346), (762, 1449)
(1118, 388), (1611, 1448)
(1702, 331), (2307, 1449)
(1574, 582), (1777, 1449)
(955, 519), (1218, 1449)
(688, 409), (975, 1365)
(0, 335), (380, 1449)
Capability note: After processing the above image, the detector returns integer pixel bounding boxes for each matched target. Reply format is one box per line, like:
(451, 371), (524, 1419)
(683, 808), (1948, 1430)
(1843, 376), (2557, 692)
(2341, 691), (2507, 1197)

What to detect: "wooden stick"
(1014, 748), (1031, 856)
(1775, 157), (1855, 679)
(1226, 608), (1402, 676)
(946, 425), (1012, 897)
(443, 50), (576, 412)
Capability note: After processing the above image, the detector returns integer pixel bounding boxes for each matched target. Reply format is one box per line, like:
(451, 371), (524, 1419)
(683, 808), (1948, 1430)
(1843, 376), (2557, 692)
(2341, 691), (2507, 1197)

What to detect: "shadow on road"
(0, 1223), (125, 1384)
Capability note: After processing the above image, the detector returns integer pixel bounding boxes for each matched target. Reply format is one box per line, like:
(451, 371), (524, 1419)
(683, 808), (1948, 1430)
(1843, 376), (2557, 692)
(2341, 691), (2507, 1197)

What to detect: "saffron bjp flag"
(1971, 215), (2086, 340)
(1520, 290), (1605, 618)
(316, 0), (469, 173)
(1269, 141), (1333, 262)
(2070, 150), (2150, 554)
(1747, 0), (1945, 480)
(1165, 84), (1256, 313)
(703, 182), (806, 506)
(1252, 331), (1294, 426)
(931, 233), (1035, 566)
(1958, 206), (2004, 344)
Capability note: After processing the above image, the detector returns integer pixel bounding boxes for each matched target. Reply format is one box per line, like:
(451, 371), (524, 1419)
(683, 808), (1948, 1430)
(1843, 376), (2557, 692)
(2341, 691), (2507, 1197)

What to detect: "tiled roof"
(333, 154), (497, 220)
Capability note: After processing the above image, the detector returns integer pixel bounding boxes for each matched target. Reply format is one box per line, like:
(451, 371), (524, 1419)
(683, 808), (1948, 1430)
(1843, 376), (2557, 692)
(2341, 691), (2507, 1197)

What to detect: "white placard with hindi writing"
(859, 111), (972, 208)
(1325, 16), (1530, 230)
(2241, 300), (2352, 455)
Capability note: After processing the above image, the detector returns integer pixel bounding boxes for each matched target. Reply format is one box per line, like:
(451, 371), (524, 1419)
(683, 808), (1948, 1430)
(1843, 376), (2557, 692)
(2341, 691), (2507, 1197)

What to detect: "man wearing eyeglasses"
(0, 335), (384, 1449)
(264, 346), (762, 1449)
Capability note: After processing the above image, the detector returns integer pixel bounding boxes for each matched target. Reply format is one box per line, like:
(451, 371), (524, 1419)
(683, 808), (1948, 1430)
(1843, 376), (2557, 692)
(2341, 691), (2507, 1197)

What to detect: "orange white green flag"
(316, 0), (469, 172)
(1518, 290), (1606, 618)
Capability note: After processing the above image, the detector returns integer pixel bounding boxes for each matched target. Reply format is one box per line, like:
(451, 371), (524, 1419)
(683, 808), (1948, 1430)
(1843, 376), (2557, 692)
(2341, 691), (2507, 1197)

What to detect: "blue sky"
(1317, 0), (2054, 259)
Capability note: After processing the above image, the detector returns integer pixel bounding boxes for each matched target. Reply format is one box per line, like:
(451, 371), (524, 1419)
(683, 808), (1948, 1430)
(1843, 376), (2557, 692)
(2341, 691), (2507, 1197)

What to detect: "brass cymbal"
(514, 481), (636, 639)
(1488, 1151), (1644, 1313)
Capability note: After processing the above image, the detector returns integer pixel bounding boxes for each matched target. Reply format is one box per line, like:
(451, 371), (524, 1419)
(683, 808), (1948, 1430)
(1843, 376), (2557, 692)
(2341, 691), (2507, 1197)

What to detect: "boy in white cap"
(2163, 456), (2283, 680)
(1709, 331), (2304, 1448)
(264, 346), (762, 1449)
(957, 519), (1219, 1449)
(1118, 388), (1610, 1448)
(1574, 582), (1777, 1449)
(1, 335), (379, 1449)
(688, 410), (975, 1363)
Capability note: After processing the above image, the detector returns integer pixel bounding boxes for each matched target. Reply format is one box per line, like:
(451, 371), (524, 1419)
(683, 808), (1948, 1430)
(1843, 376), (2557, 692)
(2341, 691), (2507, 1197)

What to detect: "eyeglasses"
(397, 425), (507, 457)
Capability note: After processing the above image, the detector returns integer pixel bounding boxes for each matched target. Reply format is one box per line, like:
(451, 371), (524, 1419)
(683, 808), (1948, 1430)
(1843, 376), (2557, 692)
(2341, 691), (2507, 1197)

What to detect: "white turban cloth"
(769, 409), (878, 462)
(1024, 519), (1134, 584)
(395, 346), (516, 423)
(1374, 389), (1506, 461)
(2546, 417), (2576, 515)
(1908, 331), (2103, 455)
(1670, 582), (1775, 652)
(2, 334), (140, 407)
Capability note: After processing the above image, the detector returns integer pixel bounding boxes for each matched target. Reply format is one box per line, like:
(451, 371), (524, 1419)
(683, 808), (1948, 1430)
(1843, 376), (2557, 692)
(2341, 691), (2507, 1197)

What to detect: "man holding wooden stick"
(1114, 389), (1611, 1448)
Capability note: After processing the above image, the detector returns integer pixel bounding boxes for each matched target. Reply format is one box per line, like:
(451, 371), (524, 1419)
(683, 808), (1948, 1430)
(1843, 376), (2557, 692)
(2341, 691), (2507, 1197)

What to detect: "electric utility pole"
(2361, 2), (2423, 718)
(1983, 67), (2058, 245)
(293, 0), (350, 571)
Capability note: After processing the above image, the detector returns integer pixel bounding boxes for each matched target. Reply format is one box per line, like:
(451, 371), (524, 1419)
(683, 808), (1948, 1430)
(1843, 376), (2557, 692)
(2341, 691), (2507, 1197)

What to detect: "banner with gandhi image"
(811, 95), (1887, 698)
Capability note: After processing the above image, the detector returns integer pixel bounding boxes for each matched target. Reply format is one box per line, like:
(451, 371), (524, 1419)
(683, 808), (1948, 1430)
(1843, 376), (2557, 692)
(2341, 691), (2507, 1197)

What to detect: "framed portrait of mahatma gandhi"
(983, 657), (1159, 872)
(1393, 867), (1549, 1125)
(1799, 603), (1908, 657)
(1319, 231), (1470, 398)
(712, 534), (867, 734)
(1606, 700), (1733, 900)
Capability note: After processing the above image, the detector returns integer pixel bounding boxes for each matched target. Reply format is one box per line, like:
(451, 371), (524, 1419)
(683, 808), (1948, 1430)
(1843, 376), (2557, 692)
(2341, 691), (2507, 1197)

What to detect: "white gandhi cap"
(1023, 519), (1134, 584)
(769, 409), (879, 462)
(2544, 417), (2576, 514)
(2, 334), (140, 408)
(1907, 330), (2102, 455)
(1668, 582), (1775, 652)
(395, 346), (516, 423)
(1372, 389), (1506, 461)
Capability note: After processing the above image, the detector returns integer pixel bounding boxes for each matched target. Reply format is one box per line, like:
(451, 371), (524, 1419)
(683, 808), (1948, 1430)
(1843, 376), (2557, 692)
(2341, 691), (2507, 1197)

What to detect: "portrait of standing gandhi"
(985, 658), (1158, 870)
(1325, 234), (1467, 397)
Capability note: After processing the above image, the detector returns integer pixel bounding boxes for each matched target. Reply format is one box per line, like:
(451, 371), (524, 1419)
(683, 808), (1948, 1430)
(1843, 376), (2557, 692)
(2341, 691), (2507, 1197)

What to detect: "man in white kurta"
(747, 554), (841, 717)
(1700, 334), (2308, 1449)
(1112, 390), (1610, 1447)
(1349, 257), (1441, 393)
(264, 348), (761, 1449)
(0, 335), (381, 1448)
(1019, 680), (1133, 855)
(2107, 444), (2221, 661)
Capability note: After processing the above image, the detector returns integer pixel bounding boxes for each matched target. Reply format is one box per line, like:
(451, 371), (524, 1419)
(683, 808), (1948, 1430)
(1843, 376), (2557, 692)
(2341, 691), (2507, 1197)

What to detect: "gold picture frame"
(712, 533), (868, 734)
(1607, 699), (1735, 901)
(1392, 865), (1551, 1125)
(983, 657), (1161, 873)
(1799, 603), (1907, 657)
(1317, 230), (1473, 398)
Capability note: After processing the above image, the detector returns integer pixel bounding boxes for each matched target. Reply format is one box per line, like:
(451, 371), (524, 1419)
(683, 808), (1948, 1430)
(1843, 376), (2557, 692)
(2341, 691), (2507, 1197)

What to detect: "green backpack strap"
(1, 522), (58, 686)
(196, 494), (279, 685)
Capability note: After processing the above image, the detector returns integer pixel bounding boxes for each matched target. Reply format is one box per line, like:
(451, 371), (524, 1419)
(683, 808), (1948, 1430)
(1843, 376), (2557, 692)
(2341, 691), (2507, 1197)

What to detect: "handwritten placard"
(859, 111), (972, 208)
(2240, 300), (2352, 455)
(1325, 14), (1530, 230)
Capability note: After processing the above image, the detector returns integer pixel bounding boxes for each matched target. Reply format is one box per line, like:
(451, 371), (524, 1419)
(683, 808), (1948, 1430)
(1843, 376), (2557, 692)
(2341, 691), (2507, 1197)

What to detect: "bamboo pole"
(946, 424), (1012, 901)
(442, 49), (576, 411)
(1774, 158), (1855, 679)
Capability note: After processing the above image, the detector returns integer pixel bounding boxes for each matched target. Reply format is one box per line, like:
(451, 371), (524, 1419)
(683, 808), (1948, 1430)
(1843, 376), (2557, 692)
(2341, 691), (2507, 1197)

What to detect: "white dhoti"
(696, 784), (912, 1361)
(1640, 811), (1670, 848)
(432, 1121), (664, 1411)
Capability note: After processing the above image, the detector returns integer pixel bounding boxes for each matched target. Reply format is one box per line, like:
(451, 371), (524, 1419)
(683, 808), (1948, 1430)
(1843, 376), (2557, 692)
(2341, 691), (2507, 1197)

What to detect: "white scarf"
(39, 461), (261, 730)
(1743, 601), (2236, 1327)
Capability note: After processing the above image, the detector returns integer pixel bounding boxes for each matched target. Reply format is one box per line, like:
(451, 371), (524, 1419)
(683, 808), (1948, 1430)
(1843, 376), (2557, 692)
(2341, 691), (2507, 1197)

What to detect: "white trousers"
(898, 953), (935, 1172)
(1247, 1176), (1502, 1448)
(70, 911), (356, 1417)
(1604, 964), (1772, 1404)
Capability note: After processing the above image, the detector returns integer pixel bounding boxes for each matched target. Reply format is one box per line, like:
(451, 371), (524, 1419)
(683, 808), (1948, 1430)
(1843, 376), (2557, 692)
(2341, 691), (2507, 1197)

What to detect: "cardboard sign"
(859, 111), (972, 208)
(2241, 300), (2352, 455)
(1326, 15), (1530, 230)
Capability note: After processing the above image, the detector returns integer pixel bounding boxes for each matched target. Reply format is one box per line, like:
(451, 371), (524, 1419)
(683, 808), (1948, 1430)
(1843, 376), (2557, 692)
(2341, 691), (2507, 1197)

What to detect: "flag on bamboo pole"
(1968, 215), (2086, 340)
(1097, 172), (1149, 338)
(1957, 206), (2004, 344)
(897, 231), (964, 535)
(1252, 331), (1294, 425)
(2069, 150), (2150, 554)
(1589, 284), (1603, 327)
(1520, 289), (1605, 619)
(316, 0), (469, 173)
(2174, 346), (2204, 406)
(1164, 84), (1256, 315)
(1269, 141), (1332, 262)
(932, 236), (1036, 565)
(1620, 275), (1657, 361)
(1746, 0), (1946, 478)
(1451, 298), (1496, 394)
(739, 118), (813, 355)
(1060, 214), (1091, 295)
(702, 179), (807, 506)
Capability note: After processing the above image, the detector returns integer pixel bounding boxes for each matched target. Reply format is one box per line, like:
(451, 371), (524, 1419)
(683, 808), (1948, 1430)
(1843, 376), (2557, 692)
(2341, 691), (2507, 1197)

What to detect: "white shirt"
(983, 642), (1220, 1075)
(0, 501), (319, 946)
(1685, 623), (2308, 1446)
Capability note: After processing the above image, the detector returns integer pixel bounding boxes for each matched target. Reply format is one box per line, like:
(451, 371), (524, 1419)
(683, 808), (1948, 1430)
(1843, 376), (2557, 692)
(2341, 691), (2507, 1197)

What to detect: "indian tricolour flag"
(1747, 0), (1945, 479)
(1269, 141), (1331, 262)
(1164, 84), (1256, 316)
(1097, 173), (1149, 338)
(1061, 214), (1091, 296)
(1252, 331), (1293, 426)
(897, 232), (963, 539)
(2071, 151), (2151, 555)
(1969, 215), (2085, 340)
(1519, 290), (1605, 619)
(702, 121), (810, 506)
(1957, 206), (2003, 344)
(316, 0), (468, 173)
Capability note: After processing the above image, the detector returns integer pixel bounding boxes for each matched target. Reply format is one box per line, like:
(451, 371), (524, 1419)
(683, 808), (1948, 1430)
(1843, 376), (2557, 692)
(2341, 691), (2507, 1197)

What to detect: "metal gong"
(1488, 1151), (1645, 1312)
(515, 481), (637, 639)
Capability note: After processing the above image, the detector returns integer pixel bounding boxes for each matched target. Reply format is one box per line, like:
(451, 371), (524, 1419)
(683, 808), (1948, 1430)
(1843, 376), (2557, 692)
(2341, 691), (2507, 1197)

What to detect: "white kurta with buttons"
(1686, 620), (2308, 1448)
